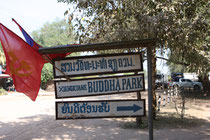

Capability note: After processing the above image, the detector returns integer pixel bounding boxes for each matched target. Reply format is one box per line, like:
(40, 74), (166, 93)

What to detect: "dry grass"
(119, 90), (210, 130)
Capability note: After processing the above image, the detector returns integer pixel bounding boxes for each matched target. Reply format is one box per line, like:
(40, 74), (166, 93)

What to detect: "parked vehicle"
(0, 65), (14, 91)
(155, 74), (168, 89)
(171, 72), (184, 82)
(172, 78), (203, 90)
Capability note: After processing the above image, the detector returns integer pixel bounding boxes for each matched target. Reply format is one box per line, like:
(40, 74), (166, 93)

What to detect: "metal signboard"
(56, 99), (145, 119)
(55, 74), (145, 99)
(53, 53), (143, 78)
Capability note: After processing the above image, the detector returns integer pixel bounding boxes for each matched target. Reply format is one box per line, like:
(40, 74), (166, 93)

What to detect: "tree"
(32, 18), (75, 47)
(31, 18), (76, 89)
(58, 0), (210, 117)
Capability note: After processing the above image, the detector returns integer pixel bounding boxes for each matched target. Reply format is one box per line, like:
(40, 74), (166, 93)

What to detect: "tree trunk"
(201, 74), (210, 96)
(152, 47), (157, 120)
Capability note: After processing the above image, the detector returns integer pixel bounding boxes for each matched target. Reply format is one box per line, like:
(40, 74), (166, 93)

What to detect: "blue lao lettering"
(99, 58), (107, 69)
(66, 63), (70, 72)
(61, 63), (66, 72)
(61, 102), (111, 114)
(70, 62), (76, 72)
(62, 103), (73, 113)
(90, 61), (95, 70)
(76, 59), (84, 71)
(80, 103), (87, 113)
(99, 102), (110, 112)
(92, 105), (98, 113)
(108, 59), (118, 71)
(86, 104), (92, 113)
(94, 60), (99, 70)
(123, 57), (134, 67)
(84, 61), (90, 70)
(123, 58), (129, 67)
(62, 62), (76, 72)
(63, 63), (75, 72)
(118, 58), (123, 67)
(88, 61), (92, 70)
(61, 62), (75, 72)
(128, 57), (134, 67)
(79, 59), (84, 71)
(74, 103), (80, 113)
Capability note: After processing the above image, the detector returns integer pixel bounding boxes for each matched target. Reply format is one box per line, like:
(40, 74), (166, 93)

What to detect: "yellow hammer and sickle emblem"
(8, 51), (32, 77)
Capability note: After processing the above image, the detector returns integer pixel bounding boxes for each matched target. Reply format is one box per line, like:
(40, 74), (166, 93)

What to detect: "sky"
(0, 0), (69, 37)
(0, 0), (169, 74)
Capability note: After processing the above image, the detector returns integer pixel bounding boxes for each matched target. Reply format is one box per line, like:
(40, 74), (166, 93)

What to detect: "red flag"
(12, 18), (71, 61)
(0, 23), (45, 101)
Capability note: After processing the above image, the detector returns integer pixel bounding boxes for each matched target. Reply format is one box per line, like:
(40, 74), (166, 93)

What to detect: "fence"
(157, 87), (180, 111)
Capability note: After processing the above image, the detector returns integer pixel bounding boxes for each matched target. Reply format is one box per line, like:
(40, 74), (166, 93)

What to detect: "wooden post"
(135, 51), (142, 125)
(147, 46), (153, 140)
(136, 91), (142, 125)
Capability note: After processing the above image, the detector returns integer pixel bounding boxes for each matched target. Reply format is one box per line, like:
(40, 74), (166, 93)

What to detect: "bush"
(41, 63), (53, 89)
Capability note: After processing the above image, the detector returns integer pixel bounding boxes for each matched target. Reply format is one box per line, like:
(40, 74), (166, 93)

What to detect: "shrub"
(41, 63), (53, 89)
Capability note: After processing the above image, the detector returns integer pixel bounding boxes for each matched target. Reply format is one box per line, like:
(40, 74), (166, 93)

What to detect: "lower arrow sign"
(117, 104), (142, 113)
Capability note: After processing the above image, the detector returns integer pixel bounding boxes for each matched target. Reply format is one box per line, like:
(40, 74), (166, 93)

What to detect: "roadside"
(0, 91), (209, 140)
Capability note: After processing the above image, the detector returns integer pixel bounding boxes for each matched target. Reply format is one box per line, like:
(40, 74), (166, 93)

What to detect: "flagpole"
(42, 55), (71, 81)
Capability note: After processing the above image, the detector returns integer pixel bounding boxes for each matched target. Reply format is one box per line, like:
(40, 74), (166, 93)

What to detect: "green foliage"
(31, 19), (76, 88)
(41, 63), (53, 89)
(58, 0), (209, 62)
(167, 63), (186, 73)
(59, 0), (210, 93)
(32, 18), (76, 47)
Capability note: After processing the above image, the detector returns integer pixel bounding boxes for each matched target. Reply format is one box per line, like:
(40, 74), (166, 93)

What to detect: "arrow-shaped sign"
(117, 104), (142, 112)
(56, 100), (145, 119)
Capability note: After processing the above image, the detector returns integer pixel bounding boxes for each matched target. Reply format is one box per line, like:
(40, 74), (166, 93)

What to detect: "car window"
(181, 79), (185, 82)
(186, 79), (192, 82)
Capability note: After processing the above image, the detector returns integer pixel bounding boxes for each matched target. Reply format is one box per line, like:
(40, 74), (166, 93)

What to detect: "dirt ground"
(0, 90), (209, 140)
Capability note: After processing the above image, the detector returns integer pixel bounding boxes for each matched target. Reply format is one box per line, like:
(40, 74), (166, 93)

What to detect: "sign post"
(39, 39), (157, 140)
(147, 46), (153, 140)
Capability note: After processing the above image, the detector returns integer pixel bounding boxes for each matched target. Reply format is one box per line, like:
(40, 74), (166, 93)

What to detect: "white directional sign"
(53, 53), (143, 78)
(55, 74), (145, 99)
(56, 100), (145, 119)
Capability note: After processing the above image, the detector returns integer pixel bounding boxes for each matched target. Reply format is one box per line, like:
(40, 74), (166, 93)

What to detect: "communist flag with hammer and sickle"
(0, 23), (45, 101)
